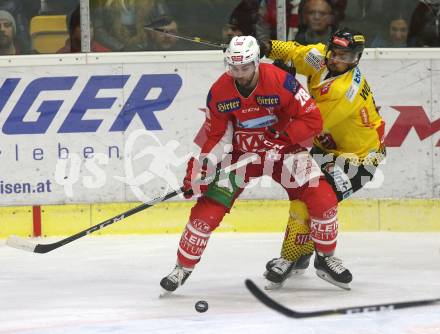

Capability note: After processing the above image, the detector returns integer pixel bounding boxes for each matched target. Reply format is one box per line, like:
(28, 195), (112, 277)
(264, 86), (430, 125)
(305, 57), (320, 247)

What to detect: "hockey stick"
(6, 189), (183, 254)
(143, 26), (228, 49)
(245, 279), (440, 318)
(6, 155), (258, 254)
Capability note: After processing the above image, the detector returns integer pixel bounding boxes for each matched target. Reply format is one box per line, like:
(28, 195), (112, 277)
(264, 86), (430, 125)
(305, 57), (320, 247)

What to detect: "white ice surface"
(1, 232), (440, 334)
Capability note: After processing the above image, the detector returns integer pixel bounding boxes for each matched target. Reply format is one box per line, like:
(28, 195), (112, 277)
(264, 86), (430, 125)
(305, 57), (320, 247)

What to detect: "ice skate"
(159, 264), (193, 296)
(263, 254), (312, 290)
(314, 252), (352, 290)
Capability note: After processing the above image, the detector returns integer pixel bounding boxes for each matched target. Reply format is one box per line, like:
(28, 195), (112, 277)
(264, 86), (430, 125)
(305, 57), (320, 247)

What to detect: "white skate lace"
(168, 267), (186, 285)
(325, 257), (346, 274)
(272, 258), (293, 274)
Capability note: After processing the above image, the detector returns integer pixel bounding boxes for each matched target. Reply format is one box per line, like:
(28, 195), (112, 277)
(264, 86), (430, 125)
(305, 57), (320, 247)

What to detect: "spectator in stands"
(0, 0), (31, 53)
(93, 0), (172, 51)
(222, 0), (259, 43)
(256, 0), (345, 42)
(57, 5), (110, 53)
(295, 0), (336, 45)
(408, 0), (440, 46)
(143, 14), (179, 51)
(0, 10), (18, 55)
(341, 0), (413, 46)
(371, 13), (409, 47)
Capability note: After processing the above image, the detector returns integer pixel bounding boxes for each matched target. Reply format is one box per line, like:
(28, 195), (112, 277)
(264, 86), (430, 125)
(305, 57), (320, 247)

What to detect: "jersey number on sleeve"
(294, 87), (311, 106)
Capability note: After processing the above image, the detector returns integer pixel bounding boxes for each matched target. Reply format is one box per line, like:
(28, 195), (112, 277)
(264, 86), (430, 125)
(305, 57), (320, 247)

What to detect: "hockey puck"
(195, 300), (208, 313)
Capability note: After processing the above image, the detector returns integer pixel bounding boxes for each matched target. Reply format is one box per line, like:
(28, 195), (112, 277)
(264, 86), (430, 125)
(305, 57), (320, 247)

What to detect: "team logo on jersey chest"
(235, 131), (264, 152)
(216, 98), (241, 113)
(255, 95), (280, 107)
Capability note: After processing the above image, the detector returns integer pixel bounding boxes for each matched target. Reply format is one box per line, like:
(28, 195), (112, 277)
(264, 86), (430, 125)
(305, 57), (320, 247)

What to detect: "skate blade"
(316, 270), (351, 291)
(264, 280), (283, 290)
(292, 268), (306, 275)
(263, 268), (306, 279)
(159, 289), (173, 298)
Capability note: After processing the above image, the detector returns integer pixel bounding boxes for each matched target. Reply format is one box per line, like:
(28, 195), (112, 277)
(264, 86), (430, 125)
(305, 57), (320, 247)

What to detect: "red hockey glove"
(182, 157), (211, 199)
(262, 128), (290, 153)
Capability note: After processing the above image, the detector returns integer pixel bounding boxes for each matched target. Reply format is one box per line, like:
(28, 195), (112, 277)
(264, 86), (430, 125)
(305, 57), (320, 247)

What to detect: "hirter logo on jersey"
(217, 98), (241, 113)
(255, 95), (280, 107)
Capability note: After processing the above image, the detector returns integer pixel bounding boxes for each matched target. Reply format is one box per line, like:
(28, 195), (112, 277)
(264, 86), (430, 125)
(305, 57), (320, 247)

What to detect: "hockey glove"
(317, 132), (337, 150)
(182, 157), (211, 199)
(262, 128), (290, 153)
(258, 40), (272, 58)
(273, 59), (296, 77)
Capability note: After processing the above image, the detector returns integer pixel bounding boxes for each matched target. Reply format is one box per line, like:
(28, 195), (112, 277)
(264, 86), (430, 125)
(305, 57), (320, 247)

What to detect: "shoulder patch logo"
(305, 49), (324, 70)
(283, 74), (298, 93)
(216, 98), (241, 113)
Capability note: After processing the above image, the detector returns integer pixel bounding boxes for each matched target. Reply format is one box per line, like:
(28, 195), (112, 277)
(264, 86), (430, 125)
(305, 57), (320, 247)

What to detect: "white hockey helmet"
(224, 35), (260, 69)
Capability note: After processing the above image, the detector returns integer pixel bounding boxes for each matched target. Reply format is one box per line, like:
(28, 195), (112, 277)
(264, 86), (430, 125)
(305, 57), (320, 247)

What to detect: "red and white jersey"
(199, 63), (323, 159)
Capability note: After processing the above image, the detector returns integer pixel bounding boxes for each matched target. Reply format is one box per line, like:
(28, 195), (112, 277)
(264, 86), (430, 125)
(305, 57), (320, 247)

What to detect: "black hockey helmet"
(325, 28), (365, 67)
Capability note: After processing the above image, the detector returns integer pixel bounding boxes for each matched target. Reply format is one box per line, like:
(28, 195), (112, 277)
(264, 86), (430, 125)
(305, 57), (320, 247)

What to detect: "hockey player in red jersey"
(160, 35), (348, 293)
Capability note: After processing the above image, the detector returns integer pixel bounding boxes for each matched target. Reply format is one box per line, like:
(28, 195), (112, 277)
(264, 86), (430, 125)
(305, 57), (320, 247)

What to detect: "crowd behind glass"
(0, 0), (439, 56)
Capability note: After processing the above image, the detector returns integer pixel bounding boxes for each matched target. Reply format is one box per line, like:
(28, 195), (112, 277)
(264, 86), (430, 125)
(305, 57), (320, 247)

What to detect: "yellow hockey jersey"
(269, 40), (385, 161)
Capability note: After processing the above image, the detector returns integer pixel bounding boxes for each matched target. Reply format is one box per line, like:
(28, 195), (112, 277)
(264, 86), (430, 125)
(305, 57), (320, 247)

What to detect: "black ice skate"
(314, 252), (352, 290)
(160, 265), (193, 295)
(264, 254), (312, 290)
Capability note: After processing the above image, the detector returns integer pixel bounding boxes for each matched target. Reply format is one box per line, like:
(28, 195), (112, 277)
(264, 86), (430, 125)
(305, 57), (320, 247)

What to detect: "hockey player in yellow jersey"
(261, 28), (386, 290)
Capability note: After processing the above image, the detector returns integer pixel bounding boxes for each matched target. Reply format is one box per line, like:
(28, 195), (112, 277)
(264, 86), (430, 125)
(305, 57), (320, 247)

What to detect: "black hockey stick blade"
(6, 188), (184, 254)
(245, 279), (440, 318)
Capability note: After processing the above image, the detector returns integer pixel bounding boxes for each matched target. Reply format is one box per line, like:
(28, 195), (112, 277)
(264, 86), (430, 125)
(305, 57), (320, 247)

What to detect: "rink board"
(1, 198), (439, 238)
(0, 50), (439, 207)
(0, 50), (439, 237)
